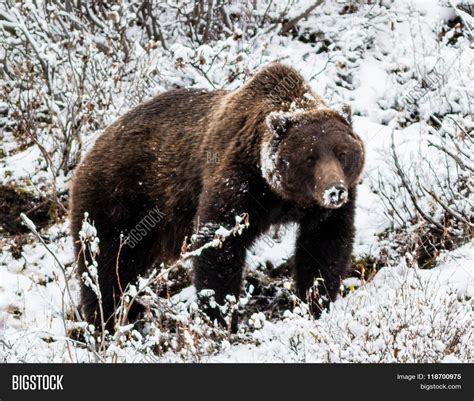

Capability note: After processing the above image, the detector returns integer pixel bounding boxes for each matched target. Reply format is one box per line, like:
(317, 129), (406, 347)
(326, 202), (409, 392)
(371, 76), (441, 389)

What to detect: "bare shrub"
(375, 116), (472, 268)
(309, 260), (472, 362)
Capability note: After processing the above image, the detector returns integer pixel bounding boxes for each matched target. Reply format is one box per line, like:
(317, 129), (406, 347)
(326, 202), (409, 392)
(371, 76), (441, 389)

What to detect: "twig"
(260, 0), (274, 28)
(20, 213), (82, 322)
(422, 186), (473, 228)
(279, 0), (324, 35)
(13, 189), (68, 223)
(427, 140), (473, 172)
(202, 0), (214, 43)
(118, 214), (250, 326)
(390, 131), (447, 232)
(115, 236), (125, 295)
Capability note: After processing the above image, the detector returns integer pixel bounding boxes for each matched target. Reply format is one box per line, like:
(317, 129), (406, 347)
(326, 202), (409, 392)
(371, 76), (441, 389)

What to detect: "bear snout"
(322, 183), (348, 209)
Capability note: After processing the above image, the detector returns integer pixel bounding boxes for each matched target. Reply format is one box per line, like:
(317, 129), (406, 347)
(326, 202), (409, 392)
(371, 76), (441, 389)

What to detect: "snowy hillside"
(0, 0), (472, 362)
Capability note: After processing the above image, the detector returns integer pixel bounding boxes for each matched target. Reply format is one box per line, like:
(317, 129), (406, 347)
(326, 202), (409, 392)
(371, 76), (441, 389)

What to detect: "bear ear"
(334, 103), (352, 126)
(266, 112), (293, 142)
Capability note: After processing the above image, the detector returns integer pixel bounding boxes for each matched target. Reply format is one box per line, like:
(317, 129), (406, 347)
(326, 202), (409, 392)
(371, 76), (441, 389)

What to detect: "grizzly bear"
(70, 62), (365, 329)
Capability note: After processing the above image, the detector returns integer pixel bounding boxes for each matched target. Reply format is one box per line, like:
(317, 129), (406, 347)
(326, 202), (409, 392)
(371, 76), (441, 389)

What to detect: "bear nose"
(323, 183), (348, 208)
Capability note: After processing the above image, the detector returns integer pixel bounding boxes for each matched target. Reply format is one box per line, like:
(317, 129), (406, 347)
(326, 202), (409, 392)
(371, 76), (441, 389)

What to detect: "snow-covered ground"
(0, 0), (472, 362)
(212, 242), (473, 362)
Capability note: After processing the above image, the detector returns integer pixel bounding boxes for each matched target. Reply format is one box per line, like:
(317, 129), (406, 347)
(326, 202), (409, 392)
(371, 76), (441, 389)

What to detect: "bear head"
(260, 106), (365, 209)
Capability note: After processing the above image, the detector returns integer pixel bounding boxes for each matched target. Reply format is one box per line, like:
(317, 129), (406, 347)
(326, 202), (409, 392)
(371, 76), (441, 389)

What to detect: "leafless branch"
(390, 131), (447, 232)
(280, 0), (324, 35)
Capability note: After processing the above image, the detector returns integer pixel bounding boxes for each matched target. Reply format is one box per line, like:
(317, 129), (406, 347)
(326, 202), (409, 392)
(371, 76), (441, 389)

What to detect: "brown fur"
(70, 62), (365, 328)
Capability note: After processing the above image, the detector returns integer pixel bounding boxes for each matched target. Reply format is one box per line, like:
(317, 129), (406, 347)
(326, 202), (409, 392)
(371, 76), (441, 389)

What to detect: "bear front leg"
(193, 229), (247, 298)
(293, 203), (355, 317)
(190, 181), (259, 328)
(191, 215), (258, 329)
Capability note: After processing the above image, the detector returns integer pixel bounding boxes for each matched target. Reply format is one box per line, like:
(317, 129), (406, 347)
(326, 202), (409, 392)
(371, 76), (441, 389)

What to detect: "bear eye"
(306, 156), (315, 165)
(338, 151), (347, 161)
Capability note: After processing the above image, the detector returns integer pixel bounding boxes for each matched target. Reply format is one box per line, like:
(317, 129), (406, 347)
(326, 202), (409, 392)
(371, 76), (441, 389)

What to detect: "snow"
(322, 183), (348, 208)
(260, 141), (282, 191)
(0, 0), (472, 363)
(211, 242), (473, 363)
